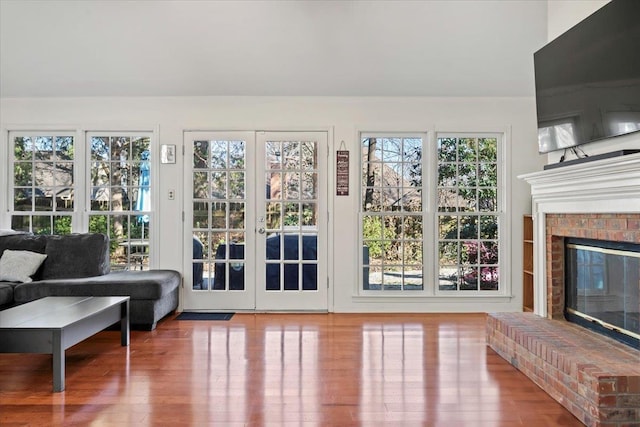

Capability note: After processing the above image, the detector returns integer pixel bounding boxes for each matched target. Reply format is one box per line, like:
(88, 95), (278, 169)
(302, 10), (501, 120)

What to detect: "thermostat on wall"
(161, 144), (176, 164)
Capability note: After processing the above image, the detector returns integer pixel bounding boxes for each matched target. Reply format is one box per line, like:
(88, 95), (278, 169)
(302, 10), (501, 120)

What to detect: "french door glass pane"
(264, 140), (318, 292)
(192, 140), (247, 291)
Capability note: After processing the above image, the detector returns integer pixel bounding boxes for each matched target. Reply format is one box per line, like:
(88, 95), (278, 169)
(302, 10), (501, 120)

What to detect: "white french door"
(183, 131), (255, 310)
(255, 131), (327, 310)
(183, 131), (328, 311)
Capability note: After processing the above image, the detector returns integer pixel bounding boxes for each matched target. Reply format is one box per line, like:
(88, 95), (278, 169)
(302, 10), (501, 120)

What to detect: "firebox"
(565, 237), (640, 348)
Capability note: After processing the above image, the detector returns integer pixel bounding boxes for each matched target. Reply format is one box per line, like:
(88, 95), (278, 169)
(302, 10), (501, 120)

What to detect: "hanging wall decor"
(336, 141), (349, 196)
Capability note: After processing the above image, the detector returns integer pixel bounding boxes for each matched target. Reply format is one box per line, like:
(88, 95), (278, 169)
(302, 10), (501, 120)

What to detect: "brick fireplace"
(520, 153), (640, 319)
(487, 154), (640, 427)
(545, 213), (640, 322)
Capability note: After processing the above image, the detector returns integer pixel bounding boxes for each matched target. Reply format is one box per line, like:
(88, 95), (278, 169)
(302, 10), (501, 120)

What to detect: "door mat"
(176, 312), (235, 321)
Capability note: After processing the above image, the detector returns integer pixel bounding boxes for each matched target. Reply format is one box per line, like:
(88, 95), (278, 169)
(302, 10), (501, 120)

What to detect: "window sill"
(352, 294), (514, 304)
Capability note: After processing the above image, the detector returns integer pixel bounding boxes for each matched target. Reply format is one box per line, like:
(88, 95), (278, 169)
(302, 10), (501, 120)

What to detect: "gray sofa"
(0, 233), (180, 330)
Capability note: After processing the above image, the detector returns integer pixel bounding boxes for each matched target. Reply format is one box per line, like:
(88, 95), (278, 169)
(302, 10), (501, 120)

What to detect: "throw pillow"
(0, 249), (48, 283)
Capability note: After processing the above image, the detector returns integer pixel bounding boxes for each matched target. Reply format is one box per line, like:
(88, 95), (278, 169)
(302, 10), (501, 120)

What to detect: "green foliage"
(283, 204), (295, 226)
(53, 216), (72, 235)
(362, 216), (393, 260)
(88, 215), (125, 254)
(302, 204), (315, 226)
(13, 141), (32, 186)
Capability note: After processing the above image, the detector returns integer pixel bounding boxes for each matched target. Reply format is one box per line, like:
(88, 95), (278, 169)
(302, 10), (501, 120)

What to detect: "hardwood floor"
(0, 313), (583, 426)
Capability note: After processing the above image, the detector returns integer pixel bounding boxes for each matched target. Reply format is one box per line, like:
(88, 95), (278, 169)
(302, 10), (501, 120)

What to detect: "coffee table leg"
(121, 299), (130, 346)
(52, 330), (65, 392)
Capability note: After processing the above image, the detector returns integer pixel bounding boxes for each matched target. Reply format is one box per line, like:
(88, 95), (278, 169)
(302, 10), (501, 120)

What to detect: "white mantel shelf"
(518, 152), (640, 317)
(519, 152), (640, 212)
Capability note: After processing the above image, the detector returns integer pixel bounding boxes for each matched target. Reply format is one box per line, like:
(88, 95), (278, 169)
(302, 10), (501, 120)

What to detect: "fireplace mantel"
(519, 152), (640, 316)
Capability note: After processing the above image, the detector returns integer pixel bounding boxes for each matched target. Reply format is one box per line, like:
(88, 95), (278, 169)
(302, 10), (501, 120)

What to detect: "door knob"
(258, 227), (265, 234)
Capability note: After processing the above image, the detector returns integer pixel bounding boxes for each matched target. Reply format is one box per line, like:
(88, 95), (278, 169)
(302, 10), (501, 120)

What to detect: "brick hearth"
(487, 312), (640, 426)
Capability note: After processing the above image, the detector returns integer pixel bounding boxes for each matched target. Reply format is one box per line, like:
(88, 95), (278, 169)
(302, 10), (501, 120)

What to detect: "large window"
(7, 130), (153, 271)
(10, 132), (75, 234)
(360, 132), (502, 294)
(88, 133), (152, 271)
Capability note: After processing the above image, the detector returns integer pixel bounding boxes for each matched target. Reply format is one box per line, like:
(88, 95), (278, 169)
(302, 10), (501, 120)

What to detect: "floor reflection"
(360, 322), (425, 425)
(262, 325), (320, 425)
(0, 314), (584, 426)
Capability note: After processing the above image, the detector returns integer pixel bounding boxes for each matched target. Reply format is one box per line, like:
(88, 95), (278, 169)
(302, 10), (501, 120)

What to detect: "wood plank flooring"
(0, 313), (583, 426)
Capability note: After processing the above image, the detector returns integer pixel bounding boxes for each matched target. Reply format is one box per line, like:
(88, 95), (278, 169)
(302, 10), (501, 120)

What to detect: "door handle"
(258, 227), (265, 234)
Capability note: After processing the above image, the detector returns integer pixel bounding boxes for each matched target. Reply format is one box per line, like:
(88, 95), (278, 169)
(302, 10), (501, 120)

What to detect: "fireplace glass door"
(565, 238), (640, 346)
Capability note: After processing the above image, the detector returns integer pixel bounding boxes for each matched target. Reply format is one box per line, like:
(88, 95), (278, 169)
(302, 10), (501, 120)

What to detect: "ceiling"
(0, 0), (548, 98)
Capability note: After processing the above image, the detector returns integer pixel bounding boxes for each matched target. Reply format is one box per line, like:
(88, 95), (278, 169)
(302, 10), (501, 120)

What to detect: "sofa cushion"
(13, 269), (181, 303)
(0, 283), (15, 307)
(40, 233), (110, 280)
(77, 270), (180, 299)
(0, 250), (48, 283)
(0, 234), (47, 257)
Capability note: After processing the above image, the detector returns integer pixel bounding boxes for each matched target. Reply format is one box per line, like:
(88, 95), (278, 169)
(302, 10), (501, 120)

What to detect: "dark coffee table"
(0, 296), (129, 392)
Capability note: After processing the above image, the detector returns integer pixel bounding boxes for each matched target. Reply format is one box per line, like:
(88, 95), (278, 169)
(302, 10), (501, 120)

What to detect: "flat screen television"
(534, 0), (640, 154)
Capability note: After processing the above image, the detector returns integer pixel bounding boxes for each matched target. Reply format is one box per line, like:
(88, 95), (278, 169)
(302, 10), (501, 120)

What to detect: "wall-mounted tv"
(534, 0), (640, 154)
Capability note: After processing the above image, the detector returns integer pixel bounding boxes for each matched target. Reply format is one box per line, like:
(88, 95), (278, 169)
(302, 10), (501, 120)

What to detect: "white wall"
(1, 0), (547, 98)
(1, 95), (543, 312)
(546, 0), (609, 41)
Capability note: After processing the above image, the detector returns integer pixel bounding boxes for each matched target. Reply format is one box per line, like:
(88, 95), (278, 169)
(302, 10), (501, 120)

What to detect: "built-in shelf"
(523, 214), (534, 312)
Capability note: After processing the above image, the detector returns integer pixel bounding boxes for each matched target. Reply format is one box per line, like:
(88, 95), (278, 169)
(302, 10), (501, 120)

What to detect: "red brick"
(626, 377), (640, 393)
(606, 218), (627, 229)
(486, 313), (640, 426)
(600, 408), (638, 422)
(618, 394), (640, 408)
(597, 394), (617, 407)
(598, 381), (617, 394)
